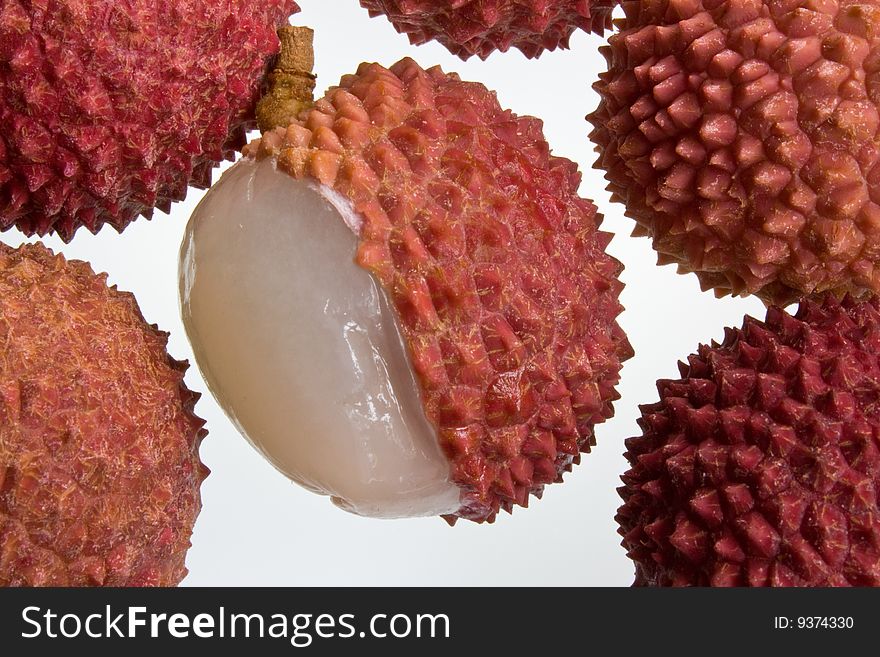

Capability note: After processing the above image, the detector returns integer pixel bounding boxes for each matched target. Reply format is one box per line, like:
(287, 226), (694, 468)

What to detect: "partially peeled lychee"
(180, 58), (631, 522)
(0, 0), (299, 240)
(359, 0), (615, 60)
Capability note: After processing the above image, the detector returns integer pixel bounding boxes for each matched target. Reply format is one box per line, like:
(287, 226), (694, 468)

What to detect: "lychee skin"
(619, 295), (880, 586)
(0, 0), (299, 241)
(0, 242), (207, 586)
(589, 0), (880, 306)
(359, 0), (614, 60)
(249, 57), (632, 522)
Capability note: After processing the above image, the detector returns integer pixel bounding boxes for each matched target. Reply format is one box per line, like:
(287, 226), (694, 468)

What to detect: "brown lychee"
(0, 242), (207, 586)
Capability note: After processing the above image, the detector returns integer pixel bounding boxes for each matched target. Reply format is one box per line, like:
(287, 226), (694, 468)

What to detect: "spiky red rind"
(248, 58), (631, 522)
(588, 0), (880, 306)
(0, 0), (299, 241)
(0, 242), (208, 586)
(619, 295), (880, 586)
(359, 0), (614, 60)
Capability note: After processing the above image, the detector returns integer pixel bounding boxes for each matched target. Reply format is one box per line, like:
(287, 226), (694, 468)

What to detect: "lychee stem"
(256, 26), (316, 132)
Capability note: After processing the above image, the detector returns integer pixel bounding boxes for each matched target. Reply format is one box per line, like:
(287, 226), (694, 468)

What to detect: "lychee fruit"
(589, 0), (880, 306)
(0, 242), (207, 586)
(618, 295), (880, 586)
(359, 0), (615, 60)
(180, 57), (631, 523)
(0, 0), (300, 241)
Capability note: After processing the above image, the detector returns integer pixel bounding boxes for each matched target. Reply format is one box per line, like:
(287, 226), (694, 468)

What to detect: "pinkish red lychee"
(589, 0), (880, 306)
(0, 242), (207, 586)
(619, 295), (880, 586)
(0, 0), (299, 241)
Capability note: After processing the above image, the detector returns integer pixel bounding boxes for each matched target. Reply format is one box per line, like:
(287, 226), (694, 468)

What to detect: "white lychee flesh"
(180, 157), (461, 518)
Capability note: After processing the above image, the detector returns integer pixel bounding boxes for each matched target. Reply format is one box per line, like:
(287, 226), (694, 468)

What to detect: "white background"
(3, 4), (767, 586)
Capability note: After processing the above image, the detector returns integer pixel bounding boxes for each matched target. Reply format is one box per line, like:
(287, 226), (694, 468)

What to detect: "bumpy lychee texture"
(619, 295), (880, 586)
(181, 58), (631, 523)
(359, 0), (614, 59)
(0, 242), (207, 586)
(589, 0), (880, 306)
(0, 0), (299, 241)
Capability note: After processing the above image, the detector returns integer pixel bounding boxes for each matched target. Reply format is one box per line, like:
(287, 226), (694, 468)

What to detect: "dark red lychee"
(360, 0), (615, 59)
(619, 295), (880, 586)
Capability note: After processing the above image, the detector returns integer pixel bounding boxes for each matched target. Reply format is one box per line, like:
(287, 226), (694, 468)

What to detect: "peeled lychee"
(618, 295), (880, 586)
(359, 0), (614, 59)
(589, 0), (880, 306)
(0, 0), (299, 241)
(0, 242), (207, 586)
(180, 58), (631, 523)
